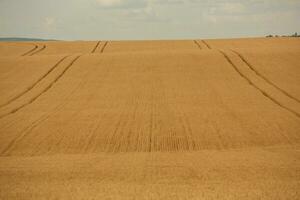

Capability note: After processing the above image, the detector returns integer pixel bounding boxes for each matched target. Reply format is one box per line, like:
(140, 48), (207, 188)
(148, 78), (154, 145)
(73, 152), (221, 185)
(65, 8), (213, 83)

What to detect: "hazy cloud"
(0, 0), (299, 40)
(96, 0), (122, 7)
(96, 0), (147, 8)
(43, 17), (57, 31)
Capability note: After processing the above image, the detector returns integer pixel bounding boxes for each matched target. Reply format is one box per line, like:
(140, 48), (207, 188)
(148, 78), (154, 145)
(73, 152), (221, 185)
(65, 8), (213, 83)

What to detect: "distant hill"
(0, 37), (57, 42)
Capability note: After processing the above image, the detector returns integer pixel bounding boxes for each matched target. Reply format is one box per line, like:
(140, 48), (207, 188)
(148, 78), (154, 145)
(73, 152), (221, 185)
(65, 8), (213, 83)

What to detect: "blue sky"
(0, 0), (300, 40)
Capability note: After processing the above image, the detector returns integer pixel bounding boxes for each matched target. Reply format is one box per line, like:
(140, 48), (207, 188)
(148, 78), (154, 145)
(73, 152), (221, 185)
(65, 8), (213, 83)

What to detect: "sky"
(0, 0), (300, 40)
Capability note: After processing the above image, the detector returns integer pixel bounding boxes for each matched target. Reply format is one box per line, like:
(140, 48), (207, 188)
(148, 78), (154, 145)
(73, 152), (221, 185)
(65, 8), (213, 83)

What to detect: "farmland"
(0, 38), (300, 199)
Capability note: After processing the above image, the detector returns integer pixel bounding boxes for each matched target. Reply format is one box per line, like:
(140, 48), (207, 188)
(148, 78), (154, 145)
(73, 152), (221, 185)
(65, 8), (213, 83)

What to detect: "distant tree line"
(266, 32), (300, 38)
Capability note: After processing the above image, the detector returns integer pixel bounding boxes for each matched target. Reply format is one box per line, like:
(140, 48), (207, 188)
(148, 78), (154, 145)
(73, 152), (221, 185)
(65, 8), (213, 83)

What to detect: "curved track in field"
(0, 68), (87, 156)
(0, 56), (69, 108)
(91, 41), (101, 53)
(29, 44), (46, 56)
(193, 40), (202, 49)
(231, 50), (300, 104)
(100, 41), (108, 53)
(202, 40), (211, 49)
(197, 40), (300, 118)
(0, 55), (81, 119)
(21, 44), (39, 56)
(219, 50), (300, 118)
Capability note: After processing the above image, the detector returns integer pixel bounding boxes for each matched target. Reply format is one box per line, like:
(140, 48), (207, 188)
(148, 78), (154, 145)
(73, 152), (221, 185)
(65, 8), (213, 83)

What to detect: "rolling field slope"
(0, 38), (299, 199)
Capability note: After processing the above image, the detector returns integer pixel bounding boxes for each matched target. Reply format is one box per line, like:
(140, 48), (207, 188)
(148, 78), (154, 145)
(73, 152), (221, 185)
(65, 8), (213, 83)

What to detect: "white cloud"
(95, 0), (169, 22)
(45, 17), (55, 26)
(222, 2), (245, 13)
(96, 0), (147, 8)
(43, 17), (57, 31)
(96, 0), (122, 7)
(118, 3), (168, 22)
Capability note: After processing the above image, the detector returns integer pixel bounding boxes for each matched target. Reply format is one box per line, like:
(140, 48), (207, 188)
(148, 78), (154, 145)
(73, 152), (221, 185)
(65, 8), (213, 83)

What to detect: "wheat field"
(0, 38), (300, 199)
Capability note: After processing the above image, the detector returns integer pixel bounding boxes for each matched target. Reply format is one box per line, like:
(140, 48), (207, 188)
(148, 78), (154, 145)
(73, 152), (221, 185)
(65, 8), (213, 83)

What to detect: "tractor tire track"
(0, 55), (82, 120)
(0, 75), (87, 156)
(178, 109), (196, 151)
(148, 95), (154, 152)
(231, 50), (300, 104)
(0, 56), (69, 108)
(21, 44), (38, 56)
(106, 108), (127, 152)
(193, 40), (202, 50)
(91, 41), (101, 53)
(181, 112), (197, 150)
(100, 41), (108, 53)
(219, 50), (300, 118)
(202, 40), (211, 49)
(29, 45), (46, 56)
